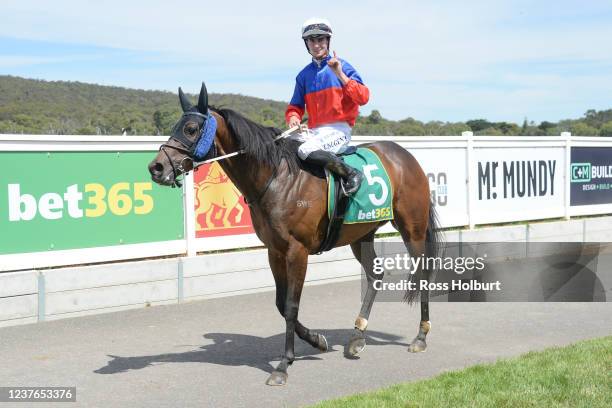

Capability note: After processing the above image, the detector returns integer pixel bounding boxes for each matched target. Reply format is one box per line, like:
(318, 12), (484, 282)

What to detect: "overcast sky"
(1, 0), (611, 123)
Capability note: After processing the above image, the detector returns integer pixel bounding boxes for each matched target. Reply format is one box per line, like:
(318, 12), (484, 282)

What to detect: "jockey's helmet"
(301, 18), (332, 39)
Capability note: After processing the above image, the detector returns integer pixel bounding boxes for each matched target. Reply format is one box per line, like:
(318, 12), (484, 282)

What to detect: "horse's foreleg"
(268, 250), (328, 354)
(347, 231), (378, 357)
(266, 244), (310, 386)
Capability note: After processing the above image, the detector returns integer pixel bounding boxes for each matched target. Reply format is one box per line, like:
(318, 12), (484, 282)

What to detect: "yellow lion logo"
(194, 162), (245, 230)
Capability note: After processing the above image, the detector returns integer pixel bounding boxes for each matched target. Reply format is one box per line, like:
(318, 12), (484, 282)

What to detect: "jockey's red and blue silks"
(285, 54), (369, 128)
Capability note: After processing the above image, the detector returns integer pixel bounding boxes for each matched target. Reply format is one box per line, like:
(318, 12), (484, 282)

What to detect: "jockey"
(286, 17), (370, 196)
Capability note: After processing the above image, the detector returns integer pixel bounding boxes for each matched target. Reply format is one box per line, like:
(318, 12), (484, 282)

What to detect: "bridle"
(159, 111), (302, 205)
(159, 110), (217, 188)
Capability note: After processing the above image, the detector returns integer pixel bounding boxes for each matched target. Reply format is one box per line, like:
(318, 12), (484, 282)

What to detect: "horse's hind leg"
(346, 231), (379, 357)
(393, 200), (432, 352)
(403, 237), (431, 353)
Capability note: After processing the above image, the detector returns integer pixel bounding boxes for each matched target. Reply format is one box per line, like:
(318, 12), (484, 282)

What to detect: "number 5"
(362, 164), (388, 206)
(134, 182), (154, 215)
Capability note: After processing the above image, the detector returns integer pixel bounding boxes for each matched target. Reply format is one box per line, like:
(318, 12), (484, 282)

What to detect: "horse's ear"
(178, 87), (192, 112)
(197, 82), (208, 114)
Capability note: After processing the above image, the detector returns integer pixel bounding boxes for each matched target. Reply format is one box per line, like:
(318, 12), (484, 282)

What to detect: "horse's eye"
(184, 123), (199, 136)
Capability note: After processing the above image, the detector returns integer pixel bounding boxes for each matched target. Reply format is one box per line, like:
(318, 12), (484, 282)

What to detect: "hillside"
(1, 75), (611, 136)
(0, 75), (287, 136)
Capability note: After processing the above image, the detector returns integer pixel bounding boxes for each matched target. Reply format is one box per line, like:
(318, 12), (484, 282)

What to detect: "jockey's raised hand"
(327, 51), (349, 85)
(327, 51), (341, 72)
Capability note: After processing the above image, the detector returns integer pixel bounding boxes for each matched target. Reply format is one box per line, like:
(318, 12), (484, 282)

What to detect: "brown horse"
(148, 83), (441, 386)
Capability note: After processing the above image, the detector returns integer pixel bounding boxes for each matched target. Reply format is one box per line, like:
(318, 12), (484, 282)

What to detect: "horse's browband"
(183, 111), (207, 119)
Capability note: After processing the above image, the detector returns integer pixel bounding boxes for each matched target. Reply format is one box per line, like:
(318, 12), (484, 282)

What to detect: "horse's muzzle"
(148, 160), (173, 186)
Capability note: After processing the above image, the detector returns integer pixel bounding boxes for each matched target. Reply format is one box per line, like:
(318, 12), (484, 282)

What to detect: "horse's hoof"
(317, 334), (329, 352)
(266, 371), (288, 386)
(345, 334), (366, 357)
(408, 339), (427, 353)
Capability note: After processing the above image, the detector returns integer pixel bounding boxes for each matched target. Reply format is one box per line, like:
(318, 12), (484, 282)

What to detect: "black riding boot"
(304, 150), (363, 196)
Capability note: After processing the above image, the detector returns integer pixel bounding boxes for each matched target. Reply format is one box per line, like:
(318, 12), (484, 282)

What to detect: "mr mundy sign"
(472, 147), (564, 224)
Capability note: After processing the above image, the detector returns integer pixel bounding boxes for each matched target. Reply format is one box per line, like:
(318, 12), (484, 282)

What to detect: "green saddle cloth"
(327, 147), (394, 224)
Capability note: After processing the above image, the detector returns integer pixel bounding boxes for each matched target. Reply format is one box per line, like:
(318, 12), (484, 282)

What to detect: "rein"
(199, 125), (301, 205)
(191, 124), (301, 170)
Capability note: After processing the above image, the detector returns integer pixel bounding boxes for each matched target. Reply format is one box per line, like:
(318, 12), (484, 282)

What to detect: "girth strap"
(316, 172), (350, 254)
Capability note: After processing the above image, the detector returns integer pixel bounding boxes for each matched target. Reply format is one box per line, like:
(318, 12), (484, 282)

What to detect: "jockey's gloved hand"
(288, 116), (301, 129)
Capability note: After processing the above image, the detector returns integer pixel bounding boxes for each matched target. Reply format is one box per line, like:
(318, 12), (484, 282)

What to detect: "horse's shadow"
(94, 329), (407, 375)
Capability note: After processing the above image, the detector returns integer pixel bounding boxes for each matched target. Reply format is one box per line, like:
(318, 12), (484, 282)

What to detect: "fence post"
(463, 131), (476, 229)
(37, 271), (45, 322)
(183, 171), (197, 257)
(177, 258), (184, 303)
(561, 132), (572, 220)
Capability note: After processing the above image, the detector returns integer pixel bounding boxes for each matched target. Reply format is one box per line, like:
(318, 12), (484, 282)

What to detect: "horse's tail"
(405, 200), (443, 304)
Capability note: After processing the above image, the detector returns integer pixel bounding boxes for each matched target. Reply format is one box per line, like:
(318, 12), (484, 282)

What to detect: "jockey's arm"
(341, 63), (369, 106)
(286, 108), (303, 129)
(286, 80), (305, 128)
(343, 79), (369, 106)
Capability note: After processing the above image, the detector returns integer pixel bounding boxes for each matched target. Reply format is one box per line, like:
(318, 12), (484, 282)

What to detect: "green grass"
(313, 336), (612, 408)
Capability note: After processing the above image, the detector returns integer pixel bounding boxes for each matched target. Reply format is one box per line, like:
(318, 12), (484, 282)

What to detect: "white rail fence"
(1, 132), (611, 272)
(2, 133), (612, 327)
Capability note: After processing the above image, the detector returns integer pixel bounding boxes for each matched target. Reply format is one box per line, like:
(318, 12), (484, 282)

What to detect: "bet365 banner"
(0, 152), (184, 255)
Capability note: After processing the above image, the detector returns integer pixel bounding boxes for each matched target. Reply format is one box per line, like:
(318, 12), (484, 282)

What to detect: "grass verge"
(313, 336), (612, 408)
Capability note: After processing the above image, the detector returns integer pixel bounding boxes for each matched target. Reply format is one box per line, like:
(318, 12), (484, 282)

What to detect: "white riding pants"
(295, 122), (352, 160)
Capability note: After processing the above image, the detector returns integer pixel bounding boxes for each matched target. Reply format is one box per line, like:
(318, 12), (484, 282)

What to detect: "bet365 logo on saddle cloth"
(327, 148), (394, 224)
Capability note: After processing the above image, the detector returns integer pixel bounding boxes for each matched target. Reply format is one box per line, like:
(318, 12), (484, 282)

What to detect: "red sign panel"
(193, 163), (255, 237)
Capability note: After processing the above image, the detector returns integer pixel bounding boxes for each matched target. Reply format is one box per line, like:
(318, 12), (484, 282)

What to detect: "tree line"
(1, 75), (611, 136)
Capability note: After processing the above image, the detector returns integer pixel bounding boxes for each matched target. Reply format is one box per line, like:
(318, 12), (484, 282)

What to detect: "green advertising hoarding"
(0, 151), (184, 255)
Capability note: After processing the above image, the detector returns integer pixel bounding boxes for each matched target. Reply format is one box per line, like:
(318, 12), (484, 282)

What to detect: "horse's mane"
(210, 107), (301, 174)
